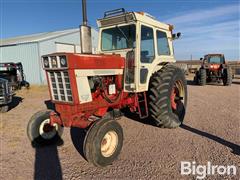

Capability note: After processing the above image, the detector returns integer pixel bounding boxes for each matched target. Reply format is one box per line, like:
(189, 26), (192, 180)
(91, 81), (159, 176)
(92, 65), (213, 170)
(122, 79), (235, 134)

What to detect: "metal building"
(0, 28), (98, 85)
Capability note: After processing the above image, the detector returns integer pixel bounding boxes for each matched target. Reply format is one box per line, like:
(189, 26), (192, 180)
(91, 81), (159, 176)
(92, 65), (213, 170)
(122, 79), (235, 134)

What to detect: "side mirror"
(172, 32), (181, 40)
(200, 58), (203, 60)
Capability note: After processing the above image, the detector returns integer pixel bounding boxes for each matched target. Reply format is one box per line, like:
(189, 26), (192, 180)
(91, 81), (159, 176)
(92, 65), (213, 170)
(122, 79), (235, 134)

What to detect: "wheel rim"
(170, 80), (185, 111)
(101, 130), (118, 157)
(39, 119), (58, 140)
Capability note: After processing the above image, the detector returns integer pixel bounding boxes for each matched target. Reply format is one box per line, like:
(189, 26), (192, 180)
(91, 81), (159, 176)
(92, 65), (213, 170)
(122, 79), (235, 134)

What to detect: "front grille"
(48, 71), (73, 102)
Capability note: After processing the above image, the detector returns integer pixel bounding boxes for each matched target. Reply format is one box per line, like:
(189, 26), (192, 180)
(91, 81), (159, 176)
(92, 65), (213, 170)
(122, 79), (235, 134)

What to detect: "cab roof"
(204, 54), (224, 57)
(97, 10), (171, 31)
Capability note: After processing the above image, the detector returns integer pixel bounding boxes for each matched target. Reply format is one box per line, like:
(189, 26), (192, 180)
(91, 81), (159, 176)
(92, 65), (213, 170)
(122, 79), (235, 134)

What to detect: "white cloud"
(165, 4), (240, 60)
(165, 4), (239, 25)
(184, 20), (239, 32)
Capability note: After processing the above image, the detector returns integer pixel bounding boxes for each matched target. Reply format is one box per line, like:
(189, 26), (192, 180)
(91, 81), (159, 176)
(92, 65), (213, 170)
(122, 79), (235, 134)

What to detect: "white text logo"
(181, 161), (237, 179)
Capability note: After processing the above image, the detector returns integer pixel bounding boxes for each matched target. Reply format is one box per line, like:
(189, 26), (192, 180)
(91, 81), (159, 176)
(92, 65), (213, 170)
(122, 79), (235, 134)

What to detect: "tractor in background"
(0, 62), (29, 113)
(194, 54), (232, 86)
(0, 78), (13, 113)
(27, 0), (187, 167)
(0, 62), (30, 90)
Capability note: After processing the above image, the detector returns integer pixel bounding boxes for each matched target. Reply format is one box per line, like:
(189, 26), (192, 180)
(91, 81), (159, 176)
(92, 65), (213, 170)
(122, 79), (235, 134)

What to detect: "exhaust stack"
(80, 0), (92, 54)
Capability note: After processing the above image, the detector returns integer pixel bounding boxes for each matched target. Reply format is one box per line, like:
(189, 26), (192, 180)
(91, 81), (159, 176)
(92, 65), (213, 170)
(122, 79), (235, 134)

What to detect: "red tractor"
(27, 1), (187, 167)
(194, 54), (232, 86)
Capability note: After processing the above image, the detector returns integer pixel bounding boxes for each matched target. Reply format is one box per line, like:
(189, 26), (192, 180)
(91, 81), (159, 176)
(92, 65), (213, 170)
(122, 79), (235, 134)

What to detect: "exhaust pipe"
(80, 0), (92, 54)
(82, 0), (87, 25)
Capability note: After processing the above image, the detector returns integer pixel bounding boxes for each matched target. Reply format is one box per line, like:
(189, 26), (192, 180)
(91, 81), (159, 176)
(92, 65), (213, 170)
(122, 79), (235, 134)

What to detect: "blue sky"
(0, 0), (239, 60)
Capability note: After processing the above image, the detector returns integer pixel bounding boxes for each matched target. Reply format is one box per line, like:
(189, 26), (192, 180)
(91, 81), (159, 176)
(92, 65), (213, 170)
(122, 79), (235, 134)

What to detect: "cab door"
(137, 24), (156, 91)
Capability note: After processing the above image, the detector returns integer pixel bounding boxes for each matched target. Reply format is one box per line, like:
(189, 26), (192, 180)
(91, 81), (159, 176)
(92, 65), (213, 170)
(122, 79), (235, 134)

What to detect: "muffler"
(80, 0), (92, 54)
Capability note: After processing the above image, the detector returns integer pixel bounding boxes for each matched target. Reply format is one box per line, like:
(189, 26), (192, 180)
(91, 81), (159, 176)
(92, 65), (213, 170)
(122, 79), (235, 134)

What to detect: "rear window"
(157, 30), (170, 55)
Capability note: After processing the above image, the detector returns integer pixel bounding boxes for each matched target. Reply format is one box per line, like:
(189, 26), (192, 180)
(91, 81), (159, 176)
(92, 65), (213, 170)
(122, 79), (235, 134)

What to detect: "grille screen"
(48, 71), (73, 102)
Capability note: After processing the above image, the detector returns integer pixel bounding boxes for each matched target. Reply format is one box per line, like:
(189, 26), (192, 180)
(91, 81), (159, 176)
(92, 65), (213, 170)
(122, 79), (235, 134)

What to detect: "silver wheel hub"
(39, 119), (58, 140)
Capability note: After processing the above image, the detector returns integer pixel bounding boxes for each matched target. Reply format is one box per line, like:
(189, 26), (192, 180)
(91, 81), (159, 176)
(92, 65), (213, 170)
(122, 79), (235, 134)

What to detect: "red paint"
(94, 107), (108, 117)
(210, 64), (220, 70)
(45, 53), (136, 128)
(115, 75), (123, 89)
(67, 53), (125, 70)
(171, 88), (177, 110)
(50, 91), (136, 128)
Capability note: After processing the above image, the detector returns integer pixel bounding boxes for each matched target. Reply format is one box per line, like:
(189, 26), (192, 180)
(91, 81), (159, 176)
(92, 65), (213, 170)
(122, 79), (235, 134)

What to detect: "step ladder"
(136, 92), (149, 119)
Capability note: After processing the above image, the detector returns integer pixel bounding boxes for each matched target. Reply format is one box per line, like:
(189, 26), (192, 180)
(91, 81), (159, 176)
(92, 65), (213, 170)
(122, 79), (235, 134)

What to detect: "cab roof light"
(137, 12), (145, 15)
(168, 24), (174, 31)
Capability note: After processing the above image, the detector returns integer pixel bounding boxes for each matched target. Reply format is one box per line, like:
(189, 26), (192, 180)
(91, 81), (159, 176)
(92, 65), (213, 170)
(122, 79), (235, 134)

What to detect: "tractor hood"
(42, 53), (125, 70)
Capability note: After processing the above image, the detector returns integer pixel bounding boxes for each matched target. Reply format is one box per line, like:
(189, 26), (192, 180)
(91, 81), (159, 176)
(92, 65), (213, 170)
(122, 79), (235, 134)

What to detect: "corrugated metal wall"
(0, 43), (42, 84)
(39, 29), (98, 56)
(38, 29), (98, 84)
(0, 29), (99, 85)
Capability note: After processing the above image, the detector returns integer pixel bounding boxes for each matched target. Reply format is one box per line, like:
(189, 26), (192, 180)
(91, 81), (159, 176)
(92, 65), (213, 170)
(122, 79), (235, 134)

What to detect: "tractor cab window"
(101, 24), (136, 51)
(140, 25), (155, 63)
(208, 56), (224, 64)
(157, 30), (170, 55)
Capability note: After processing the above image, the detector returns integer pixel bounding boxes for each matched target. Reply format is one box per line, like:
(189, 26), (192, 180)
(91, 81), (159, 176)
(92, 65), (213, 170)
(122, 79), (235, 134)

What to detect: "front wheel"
(199, 68), (206, 86)
(148, 65), (187, 128)
(83, 117), (123, 167)
(0, 105), (9, 113)
(27, 110), (63, 146)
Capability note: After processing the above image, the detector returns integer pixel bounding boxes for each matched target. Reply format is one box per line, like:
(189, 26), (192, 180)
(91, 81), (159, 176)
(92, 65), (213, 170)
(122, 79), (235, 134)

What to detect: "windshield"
(208, 56), (224, 64)
(101, 24), (136, 51)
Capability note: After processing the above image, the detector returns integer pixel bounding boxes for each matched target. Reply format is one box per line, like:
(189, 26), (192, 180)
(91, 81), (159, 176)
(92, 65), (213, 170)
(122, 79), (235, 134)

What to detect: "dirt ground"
(0, 77), (240, 180)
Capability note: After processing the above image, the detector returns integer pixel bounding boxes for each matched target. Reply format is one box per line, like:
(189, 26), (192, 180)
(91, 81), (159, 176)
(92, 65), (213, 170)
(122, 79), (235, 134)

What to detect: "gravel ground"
(0, 78), (239, 180)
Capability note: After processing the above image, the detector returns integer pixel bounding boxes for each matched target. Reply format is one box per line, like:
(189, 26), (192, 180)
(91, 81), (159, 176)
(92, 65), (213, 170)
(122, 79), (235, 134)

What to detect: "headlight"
(43, 57), (49, 68)
(59, 56), (67, 67)
(51, 56), (57, 68)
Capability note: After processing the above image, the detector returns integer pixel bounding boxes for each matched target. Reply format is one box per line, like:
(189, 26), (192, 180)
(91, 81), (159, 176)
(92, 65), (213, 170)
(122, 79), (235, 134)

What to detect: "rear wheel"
(148, 65), (187, 128)
(27, 110), (63, 146)
(83, 117), (123, 167)
(223, 68), (232, 86)
(199, 68), (206, 86)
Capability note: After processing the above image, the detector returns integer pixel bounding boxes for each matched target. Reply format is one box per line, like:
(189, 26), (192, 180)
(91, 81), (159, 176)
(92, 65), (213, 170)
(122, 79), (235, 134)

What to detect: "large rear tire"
(148, 65), (187, 128)
(83, 117), (123, 167)
(223, 68), (232, 86)
(27, 110), (63, 146)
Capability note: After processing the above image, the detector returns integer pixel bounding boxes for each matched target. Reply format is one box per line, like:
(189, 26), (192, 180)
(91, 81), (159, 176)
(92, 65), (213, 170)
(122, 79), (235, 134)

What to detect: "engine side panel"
(74, 69), (123, 104)
(67, 53), (125, 70)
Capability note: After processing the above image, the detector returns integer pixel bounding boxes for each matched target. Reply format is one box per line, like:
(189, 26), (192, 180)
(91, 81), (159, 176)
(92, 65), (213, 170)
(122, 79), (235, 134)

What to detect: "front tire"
(27, 110), (63, 146)
(148, 65), (187, 128)
(0, 105), (9, 113)
(199, 68), (206, 86)
(83, 117), (123, 167)
(24, 82), (30, 89)
(194, 72), (198, 84)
